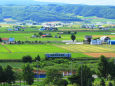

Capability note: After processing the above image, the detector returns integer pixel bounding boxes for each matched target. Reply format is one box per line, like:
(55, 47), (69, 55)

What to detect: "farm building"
(90, 39), (102, 45)
(2, 38), (9, 43)
(9, 38), (15, 42)
(108, 40), (115, 45)
(100, 36), (110, 43)
(1, 38), (15, 43)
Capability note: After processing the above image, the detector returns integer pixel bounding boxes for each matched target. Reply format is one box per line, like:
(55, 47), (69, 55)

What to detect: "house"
(2, 38), (9, 43)
(100, 36), (110, 43)
(90, 39), (102, 45)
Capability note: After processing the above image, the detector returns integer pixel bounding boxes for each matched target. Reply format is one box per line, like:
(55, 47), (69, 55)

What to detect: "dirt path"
(1, 44), (12, 53)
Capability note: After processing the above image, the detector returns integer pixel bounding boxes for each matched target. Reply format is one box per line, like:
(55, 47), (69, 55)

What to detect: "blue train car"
(45, 53), (71, 59)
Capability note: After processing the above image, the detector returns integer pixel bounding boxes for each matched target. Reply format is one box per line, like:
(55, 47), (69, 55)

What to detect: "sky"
(34, 0), (115, 6)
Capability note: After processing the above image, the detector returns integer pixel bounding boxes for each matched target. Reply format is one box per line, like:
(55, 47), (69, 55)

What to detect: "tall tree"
(23, 64), (34, 85)
(71, 34), (76, 42)
(5, 65), (16, 84)
(98, 55), (109, 78)
(68, 65), (94, 86)
(0, 65), (3, 83)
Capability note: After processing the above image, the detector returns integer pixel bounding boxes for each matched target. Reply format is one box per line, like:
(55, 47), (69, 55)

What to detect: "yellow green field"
(55, 44), (114, 53)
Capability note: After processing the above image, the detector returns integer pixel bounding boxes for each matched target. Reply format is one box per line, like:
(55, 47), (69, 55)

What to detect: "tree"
(35, 55), (40, 61)
(39, 32), (43, 36)
(22, 55), (32, 63)
(56, 79), (68, 86)
(98, 55), (109, 78)
(0, 38), (2, 42)
(108, 82), (113, 86)
(23, 64), (34, 85)
(16, 72), (23, 86)
(71, 34), (76, 42)
(107, 59), (115, 80)
(5, 65), (16, 84)
(0, 65), (3, 83)
(100, 79), (105, 86)
(68, 65), (94, 86)
(45, 69), (62, 85)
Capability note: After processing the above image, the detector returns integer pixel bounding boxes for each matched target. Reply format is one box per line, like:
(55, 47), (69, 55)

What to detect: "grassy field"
(1, 43), (115, 59)
(0, 44), (90, 59)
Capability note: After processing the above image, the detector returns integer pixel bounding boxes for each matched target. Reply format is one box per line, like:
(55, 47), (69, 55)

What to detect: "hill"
(0, 4), (115, 22)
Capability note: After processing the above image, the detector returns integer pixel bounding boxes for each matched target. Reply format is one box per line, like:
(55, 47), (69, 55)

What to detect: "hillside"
(0, 4), (115, 22)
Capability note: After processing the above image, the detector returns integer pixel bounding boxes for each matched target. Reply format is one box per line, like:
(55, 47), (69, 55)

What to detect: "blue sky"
(34, 0), (115, 5)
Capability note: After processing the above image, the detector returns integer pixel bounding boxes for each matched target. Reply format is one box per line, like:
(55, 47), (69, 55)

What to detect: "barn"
(108, 40), (115, 45)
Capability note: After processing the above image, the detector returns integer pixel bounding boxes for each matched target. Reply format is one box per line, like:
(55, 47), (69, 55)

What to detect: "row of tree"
(0, 64), (34, 85)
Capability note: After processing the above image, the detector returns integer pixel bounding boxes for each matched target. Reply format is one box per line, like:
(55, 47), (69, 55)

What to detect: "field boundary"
(2, 44), (12, 53)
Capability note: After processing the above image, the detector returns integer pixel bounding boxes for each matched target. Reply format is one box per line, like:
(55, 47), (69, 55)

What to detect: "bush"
(22, 55), (32, 63)
(56, 79), (68, 86)
(35, 55), (40, 61)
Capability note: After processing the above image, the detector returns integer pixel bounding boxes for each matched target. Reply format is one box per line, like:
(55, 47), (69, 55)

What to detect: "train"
(45, 53), (71, 59)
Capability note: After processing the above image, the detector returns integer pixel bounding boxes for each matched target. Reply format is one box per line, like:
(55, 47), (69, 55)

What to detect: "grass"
(0, 44), (89, 59)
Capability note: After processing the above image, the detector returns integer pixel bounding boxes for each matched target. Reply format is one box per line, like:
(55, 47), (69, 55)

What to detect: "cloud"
(34, 0), (115, 5)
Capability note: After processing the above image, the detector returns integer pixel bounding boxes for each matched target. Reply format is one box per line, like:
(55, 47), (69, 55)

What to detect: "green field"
(0, 44), (90, 59)
(0, 26), (115, 59)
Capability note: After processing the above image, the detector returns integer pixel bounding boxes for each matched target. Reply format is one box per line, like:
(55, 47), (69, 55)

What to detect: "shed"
(108, 40), (115, 45)
(100, 36), (110, 42)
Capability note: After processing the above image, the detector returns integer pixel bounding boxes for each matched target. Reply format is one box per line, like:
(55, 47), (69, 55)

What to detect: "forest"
(0, 4), (115, 22)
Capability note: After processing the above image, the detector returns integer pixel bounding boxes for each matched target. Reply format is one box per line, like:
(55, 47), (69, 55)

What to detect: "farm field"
(55, 44), (115, 57)
(0, 44), (90, 59)
(1, 27), (115, 59)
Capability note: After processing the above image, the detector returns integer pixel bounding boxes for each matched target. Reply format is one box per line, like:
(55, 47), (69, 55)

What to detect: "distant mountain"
(0, 0), (65, 5)
(0, 4), (115, 22)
